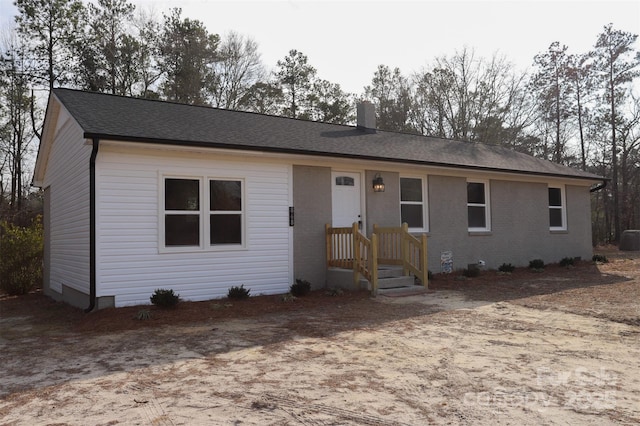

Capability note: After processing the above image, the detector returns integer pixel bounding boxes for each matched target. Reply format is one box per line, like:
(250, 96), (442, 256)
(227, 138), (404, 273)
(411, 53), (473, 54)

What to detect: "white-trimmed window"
(400, 176), (428, 231)
(467, 180), (490, 231)
(548, 185), (566, 230)
(164, 178), (201, 247)
(162, 176), (244, 250)
(209, 180), (243, 244)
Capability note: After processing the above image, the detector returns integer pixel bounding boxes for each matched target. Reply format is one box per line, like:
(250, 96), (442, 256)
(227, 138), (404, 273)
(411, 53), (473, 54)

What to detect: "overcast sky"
(1, 0), (639, 94)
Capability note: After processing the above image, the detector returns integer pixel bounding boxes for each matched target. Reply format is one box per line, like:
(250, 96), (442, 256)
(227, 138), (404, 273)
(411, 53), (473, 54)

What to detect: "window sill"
(408, 228), (429, 234)
(159, 244), (247, 254)
(468, 231), (492, 236)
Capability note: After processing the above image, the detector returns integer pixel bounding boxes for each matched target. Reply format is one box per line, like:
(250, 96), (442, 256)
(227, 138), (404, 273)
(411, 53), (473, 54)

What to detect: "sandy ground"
(1, 256), (639, 425)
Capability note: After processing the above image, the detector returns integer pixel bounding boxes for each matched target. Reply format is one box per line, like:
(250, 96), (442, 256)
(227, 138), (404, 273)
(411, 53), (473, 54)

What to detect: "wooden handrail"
(400, 224), (428, 288)
(373, 224), (404, 265)
(326, 222), (427, 294)
(326, 224), (355, 269)
(353, 224), (378, 292)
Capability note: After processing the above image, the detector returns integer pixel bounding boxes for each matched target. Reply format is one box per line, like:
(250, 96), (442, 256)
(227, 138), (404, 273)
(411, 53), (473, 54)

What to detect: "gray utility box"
(619, 230), (640, 251)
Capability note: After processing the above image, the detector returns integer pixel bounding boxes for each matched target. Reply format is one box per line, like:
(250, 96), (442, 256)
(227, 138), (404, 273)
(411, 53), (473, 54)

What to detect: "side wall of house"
(96, 146), (293, 307)
(41, 112), (92, 308)
(426, 176), (593, 272)
(292, 165), (331, 289)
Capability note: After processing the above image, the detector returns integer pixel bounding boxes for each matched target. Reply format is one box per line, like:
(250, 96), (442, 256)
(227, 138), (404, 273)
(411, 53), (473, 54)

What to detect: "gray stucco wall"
(292, 165), (593, 287)
(365, 170), (400, 235)
(426, 178), (593, 272)
(293, 165), (332, 289)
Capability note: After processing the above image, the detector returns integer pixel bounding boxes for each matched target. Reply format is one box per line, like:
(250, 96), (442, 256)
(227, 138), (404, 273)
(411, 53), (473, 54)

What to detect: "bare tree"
(239, 81), (283, 115)
(0, 32), (39, 215)
(158, 8), (219, 105)
(274, 49), (317, 119)
(210, 32), (265, 109)
(134, 9), (162, 98)
(409, 48), (532, 147)
(566, 53), (596, 170)
(364, 65), (415, 133)
(591, 23), (640, 241)
(80, 0), (137, 95)
(307, 79), (354, 124)
(14, 0), (85, 89)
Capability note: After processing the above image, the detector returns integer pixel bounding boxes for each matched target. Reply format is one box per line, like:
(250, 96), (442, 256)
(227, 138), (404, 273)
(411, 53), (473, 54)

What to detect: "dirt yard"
(1, 249), (639, 425)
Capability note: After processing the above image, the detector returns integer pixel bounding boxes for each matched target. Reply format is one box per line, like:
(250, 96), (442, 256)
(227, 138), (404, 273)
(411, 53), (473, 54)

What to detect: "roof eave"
(84, 132), (606, 183)
(32, 94), (62, 188)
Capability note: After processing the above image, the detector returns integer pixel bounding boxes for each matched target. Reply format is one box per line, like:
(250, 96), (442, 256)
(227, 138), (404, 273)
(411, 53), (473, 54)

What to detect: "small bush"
(136, 309), (151, 320)
(498, 263), (516, 273)
(290, 279), (311, 297)
(0, 217), (44, 295)
(592, 254), (609, 263)
(528, 259), (545, 270)
(559, 257), (575, 267)
(227, 284), (250, 299)
(428, 270), (434, 280)
(462, 267), (480, 278)
(325, 287), (343, 296)
(150, 288), (180, 308)
(281, 293), (297, 302)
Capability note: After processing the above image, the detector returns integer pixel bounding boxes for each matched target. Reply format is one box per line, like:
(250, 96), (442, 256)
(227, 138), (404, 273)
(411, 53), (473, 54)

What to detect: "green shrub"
(227, 284), (250, 299)
(136, 309), (152, 320)
(529, 259), (545, 270)
(592, 254), (609, 263)
(325, 287), (344, 296)
(281, 293), (297, 302)
(427, 270), (433, 280)
(498, 263), (516, 273)
(0, 217), (44, 295)
(150, 288), (180, 308)
(559, 257), (575, 267)
(290, 279), (311, 297)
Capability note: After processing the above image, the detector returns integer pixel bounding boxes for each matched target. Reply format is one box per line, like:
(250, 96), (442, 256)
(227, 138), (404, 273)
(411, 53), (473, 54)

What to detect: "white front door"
(331, 171), (362, 228)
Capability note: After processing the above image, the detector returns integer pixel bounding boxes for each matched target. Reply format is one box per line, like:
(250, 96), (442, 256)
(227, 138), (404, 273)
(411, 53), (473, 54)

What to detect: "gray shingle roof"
(53, 88), (604, 181)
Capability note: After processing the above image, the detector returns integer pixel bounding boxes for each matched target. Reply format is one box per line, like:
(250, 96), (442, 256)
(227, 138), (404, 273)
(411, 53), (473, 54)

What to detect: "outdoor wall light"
(372, 173), (385, 192)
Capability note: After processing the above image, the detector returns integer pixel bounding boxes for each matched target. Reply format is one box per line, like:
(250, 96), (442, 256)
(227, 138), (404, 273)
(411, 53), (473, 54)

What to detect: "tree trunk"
(576, 84), (586, 170)
(609, 68), (621, 242)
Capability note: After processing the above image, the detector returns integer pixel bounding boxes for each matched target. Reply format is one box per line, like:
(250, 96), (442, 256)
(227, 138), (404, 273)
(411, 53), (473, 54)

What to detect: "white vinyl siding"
(96, 147), (292, 307)
(42, 115), (91, 295)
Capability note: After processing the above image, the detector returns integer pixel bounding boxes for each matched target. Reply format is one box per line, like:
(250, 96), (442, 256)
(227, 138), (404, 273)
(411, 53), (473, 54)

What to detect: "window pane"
(401, 178), (422, 202)
(549, 208), (563, 227)
(165, 179), (199, 211)
(468, 206), (486, 228)
(548, 187), (562, 206)
(401, 204), (423, 228)
(211, 214), (242, 244)
(210, 180), (242, 211)
(165, 214), (199, 246)
(467, 182), (485, 204)
(335, 176), (355, 186)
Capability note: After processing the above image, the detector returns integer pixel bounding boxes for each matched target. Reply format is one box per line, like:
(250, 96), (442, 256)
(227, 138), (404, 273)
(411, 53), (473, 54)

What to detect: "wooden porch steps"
(327, 266), (420, 294)
(326, 223), (428, 296)
(361, 266), (419, 293)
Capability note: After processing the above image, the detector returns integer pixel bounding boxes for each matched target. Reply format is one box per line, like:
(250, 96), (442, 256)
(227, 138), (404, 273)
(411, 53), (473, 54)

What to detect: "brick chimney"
(357, 101), (376, 133)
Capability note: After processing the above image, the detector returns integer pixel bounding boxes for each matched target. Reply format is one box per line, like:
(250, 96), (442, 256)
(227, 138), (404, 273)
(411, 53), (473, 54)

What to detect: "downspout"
(590, 180), (607, 193)
(85, 138), (100, 313)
